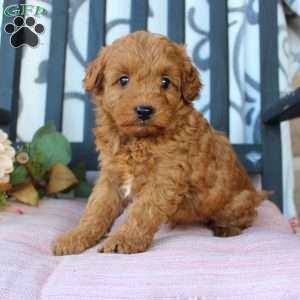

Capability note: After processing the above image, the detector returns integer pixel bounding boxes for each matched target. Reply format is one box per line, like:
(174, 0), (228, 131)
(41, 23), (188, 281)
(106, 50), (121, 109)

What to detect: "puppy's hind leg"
(210, 190), (270, 237)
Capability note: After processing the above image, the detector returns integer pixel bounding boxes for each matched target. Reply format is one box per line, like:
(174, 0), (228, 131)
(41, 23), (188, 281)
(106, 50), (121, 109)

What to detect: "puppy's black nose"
(134, 106), (155, 121)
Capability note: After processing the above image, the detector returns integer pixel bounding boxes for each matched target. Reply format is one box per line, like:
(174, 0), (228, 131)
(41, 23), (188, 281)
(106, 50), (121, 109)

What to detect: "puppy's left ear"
(181, 54), (202, 103)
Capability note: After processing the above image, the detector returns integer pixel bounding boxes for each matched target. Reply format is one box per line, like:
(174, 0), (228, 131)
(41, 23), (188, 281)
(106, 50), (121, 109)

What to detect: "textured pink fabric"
(0, 199), (300, 300)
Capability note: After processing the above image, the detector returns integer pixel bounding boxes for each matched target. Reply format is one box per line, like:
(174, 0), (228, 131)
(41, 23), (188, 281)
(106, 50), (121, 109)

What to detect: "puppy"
(53, 31), (270, 255)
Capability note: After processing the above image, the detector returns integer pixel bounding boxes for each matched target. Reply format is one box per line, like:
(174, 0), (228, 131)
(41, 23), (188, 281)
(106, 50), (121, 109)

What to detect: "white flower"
(0, 129), (15, 184)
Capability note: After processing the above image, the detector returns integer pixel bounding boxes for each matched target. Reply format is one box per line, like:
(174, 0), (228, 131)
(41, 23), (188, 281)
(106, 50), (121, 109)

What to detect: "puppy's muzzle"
(134, 105), (155, 121)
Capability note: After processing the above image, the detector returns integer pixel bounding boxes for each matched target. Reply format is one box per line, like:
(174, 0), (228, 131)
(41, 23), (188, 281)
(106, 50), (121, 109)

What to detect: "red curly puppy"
(53, 31), (270, 255)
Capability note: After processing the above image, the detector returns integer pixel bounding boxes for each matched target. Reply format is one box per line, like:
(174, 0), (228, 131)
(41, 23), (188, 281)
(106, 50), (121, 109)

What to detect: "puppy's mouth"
(119, 121), (165, 137)
(121, 119), (164, 129)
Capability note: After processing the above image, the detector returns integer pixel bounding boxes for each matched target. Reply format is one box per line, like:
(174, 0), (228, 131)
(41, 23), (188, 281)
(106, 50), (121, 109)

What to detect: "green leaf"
(31, 132), (72, 170)
(26, 160), (47, 181)
(0, 192), (8, 208)
(37, 188), (46, 198)
(10, 165), (30, 185)
(32, 122), (56, 143)
(72, 162), (87, 181)
(74, 181), (93, 198)
(16, 143), (31, 155)
(32, 150), (46, 164)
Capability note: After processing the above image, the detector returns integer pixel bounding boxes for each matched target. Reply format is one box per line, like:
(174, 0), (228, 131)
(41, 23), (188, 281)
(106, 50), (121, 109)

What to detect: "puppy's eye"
(161, 77), (170, 90)
(118, 75), (129, 87)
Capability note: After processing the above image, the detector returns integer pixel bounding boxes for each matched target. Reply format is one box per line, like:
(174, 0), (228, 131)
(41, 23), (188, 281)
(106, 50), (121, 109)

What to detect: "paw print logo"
(4, 16), (44, 48)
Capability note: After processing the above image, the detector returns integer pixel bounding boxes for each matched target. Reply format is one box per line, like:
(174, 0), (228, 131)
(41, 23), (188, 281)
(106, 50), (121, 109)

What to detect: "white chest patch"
(120, 176), (133, 198)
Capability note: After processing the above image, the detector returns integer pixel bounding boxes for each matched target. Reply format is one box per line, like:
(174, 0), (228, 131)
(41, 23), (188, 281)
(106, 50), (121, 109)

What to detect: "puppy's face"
(85, 31), (201, 137)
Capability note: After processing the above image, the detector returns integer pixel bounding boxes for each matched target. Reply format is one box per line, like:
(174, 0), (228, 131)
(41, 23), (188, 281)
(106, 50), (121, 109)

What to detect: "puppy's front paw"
(53, 228), (97, 256)
(98, 234), (150, 254)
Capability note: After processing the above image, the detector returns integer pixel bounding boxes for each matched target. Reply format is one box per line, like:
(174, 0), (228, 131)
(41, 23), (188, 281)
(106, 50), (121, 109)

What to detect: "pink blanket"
(0, 199), (300, 300)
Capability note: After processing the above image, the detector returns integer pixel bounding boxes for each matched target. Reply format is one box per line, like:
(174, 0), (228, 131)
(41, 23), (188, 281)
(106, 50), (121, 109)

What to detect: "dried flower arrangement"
(0, 123), (93, 208)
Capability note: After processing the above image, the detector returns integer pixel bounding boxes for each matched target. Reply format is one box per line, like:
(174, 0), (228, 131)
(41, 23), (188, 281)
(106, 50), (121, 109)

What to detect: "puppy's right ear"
(84, 47), (107, 92)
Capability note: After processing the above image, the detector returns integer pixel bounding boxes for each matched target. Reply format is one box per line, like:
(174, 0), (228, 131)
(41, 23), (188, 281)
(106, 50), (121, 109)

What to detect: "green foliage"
(72, 162), (86, 181)
(0, 192), (8, 208)
(37, 187), (46, 198)
(72, 162), (93, 197)
(10, 165), (30, 185)
(16, 143), (31, 155)
(30, 124), (72, 170)
(2, 122), (93, 209)
(32, 121), (56, 142)
(26, 160), (48, 181)
(74, 181), (93, 198)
